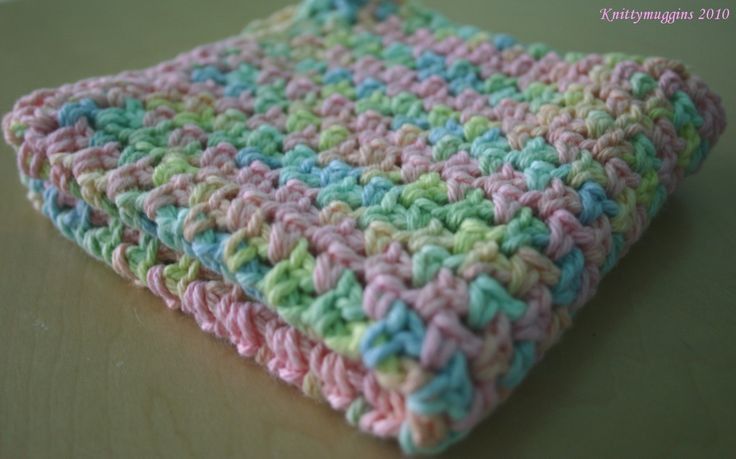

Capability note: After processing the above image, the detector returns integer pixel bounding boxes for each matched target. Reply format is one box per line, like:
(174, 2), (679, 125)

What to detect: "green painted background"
(0, 1), (734, 457)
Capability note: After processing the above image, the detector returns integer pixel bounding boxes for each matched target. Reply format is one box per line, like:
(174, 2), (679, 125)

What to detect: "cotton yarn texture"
(2, 0), (727, 454)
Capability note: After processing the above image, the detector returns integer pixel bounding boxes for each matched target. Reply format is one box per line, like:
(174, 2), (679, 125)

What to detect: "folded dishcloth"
(2, 0), (726, 454)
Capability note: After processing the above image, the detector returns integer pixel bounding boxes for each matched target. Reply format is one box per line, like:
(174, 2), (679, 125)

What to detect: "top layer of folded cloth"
(2, 0), (726, 454)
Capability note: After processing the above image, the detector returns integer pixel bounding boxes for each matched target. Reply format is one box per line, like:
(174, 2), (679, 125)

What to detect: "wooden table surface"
(1, 0), (734, 457)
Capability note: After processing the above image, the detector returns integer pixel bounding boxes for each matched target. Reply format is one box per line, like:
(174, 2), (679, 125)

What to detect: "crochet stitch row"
(3, 0), (726, 453)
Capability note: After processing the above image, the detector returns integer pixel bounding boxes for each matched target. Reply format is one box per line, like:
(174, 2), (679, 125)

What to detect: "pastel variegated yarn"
(2, 0), (726, 454)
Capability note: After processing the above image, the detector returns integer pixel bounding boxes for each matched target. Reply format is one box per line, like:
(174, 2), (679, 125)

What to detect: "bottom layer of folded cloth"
(26, 173), (572, 452)
(23, 175), (398, 433)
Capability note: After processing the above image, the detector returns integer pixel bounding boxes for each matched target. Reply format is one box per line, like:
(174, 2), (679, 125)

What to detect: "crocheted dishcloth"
(2, 0), (726, 454)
